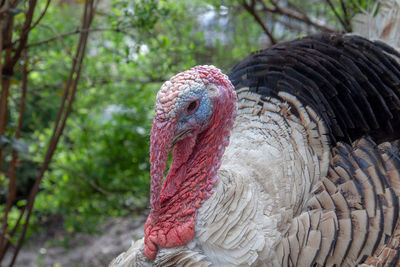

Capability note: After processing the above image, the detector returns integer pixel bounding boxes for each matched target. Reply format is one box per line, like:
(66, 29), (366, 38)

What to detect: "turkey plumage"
(110, 34), (400, 267)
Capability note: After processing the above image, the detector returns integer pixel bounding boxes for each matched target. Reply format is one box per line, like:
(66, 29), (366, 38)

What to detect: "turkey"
(110, 33), (400, 267)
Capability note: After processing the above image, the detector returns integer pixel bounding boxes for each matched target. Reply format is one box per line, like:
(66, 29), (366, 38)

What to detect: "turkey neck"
(150, 88), (237, 222)
(144, 84), (237, 260)
(160, 115), (232, 206)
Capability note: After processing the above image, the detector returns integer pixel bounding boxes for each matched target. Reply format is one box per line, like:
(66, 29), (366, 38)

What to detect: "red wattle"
(144, 66), (237, 260)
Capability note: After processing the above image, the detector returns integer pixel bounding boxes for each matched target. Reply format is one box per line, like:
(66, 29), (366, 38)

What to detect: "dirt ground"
(3, 215), (147, 267)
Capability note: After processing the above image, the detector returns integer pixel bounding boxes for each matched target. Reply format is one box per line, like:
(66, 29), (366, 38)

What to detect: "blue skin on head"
(176, 89), (213, 137)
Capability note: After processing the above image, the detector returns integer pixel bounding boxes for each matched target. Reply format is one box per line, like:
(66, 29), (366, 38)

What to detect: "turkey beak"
(172, 128), (191, 145)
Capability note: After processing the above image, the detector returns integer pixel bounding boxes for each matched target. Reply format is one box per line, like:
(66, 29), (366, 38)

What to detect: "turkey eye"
(186, 100), (199, 114)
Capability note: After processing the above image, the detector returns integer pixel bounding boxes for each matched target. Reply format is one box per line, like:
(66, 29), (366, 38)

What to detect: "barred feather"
(229, 34), (400, 144)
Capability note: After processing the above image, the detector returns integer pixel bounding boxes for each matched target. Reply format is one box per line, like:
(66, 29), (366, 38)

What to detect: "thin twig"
(242, 0), (277, 44)
(0, 0), (13, 15)
(25, 27), (134, 48)
(0, 205), (26, 261)
(0, 50), (28, 262)
(0, 4), (15, 169)
(8, 1), (96, 265)
(324, 0), (349, 31)
(59, 166), (115, 196)
(1, 0), (53, 50)
(28, 0), (51, 31)
(260, 0), (337, 33)
(90, 77), (165, 88)
(8, 0), (37, 71)
(0, 7), (16, 258)
(0, 3), (37, 253)
(339, 0), (352, 31)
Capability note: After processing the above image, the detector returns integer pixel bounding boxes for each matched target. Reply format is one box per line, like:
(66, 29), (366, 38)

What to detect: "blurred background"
(0, 0), (379, 265)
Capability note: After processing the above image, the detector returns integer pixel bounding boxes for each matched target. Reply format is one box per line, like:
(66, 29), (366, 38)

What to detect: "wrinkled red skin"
(144, 68), (237, 260)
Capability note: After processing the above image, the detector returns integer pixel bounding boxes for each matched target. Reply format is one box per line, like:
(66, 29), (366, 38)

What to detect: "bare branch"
(324, 0), (350, 31)
(0, 50), (28, 262)
(0, 0), (14, 15)
(339, 0), (352, 31)
(8, 1), (97, 265)
(259, 0), (338, 33)
(0, 3), (17, 258)
(0, 205), (26, 259)
(0, 4), (37, 254)
(28, 0), (51, 32)
(242, 0), (277, 44)
(26, 27), (134, 48)
(0, 0), (16, 182)
(59, 166), (115, 196)
(9, 0), (38, 70)
(91, 77), (166, 87)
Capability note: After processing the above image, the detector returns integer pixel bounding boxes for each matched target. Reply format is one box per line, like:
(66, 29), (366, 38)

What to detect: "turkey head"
(144, 65), (237, 260)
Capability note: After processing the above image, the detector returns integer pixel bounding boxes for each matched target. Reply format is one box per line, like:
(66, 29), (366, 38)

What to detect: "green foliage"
(22, 0), (255, 232)
(1, 0), (375, 237)
(26, 1), (161, 232)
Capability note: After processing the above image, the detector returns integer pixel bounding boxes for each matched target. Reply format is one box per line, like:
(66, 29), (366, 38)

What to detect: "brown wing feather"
(360, 141), (400, 266)
(277, 138), (400, 266)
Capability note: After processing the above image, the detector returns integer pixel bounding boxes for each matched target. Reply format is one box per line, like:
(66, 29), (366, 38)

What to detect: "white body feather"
(110, 91), (331, 267)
